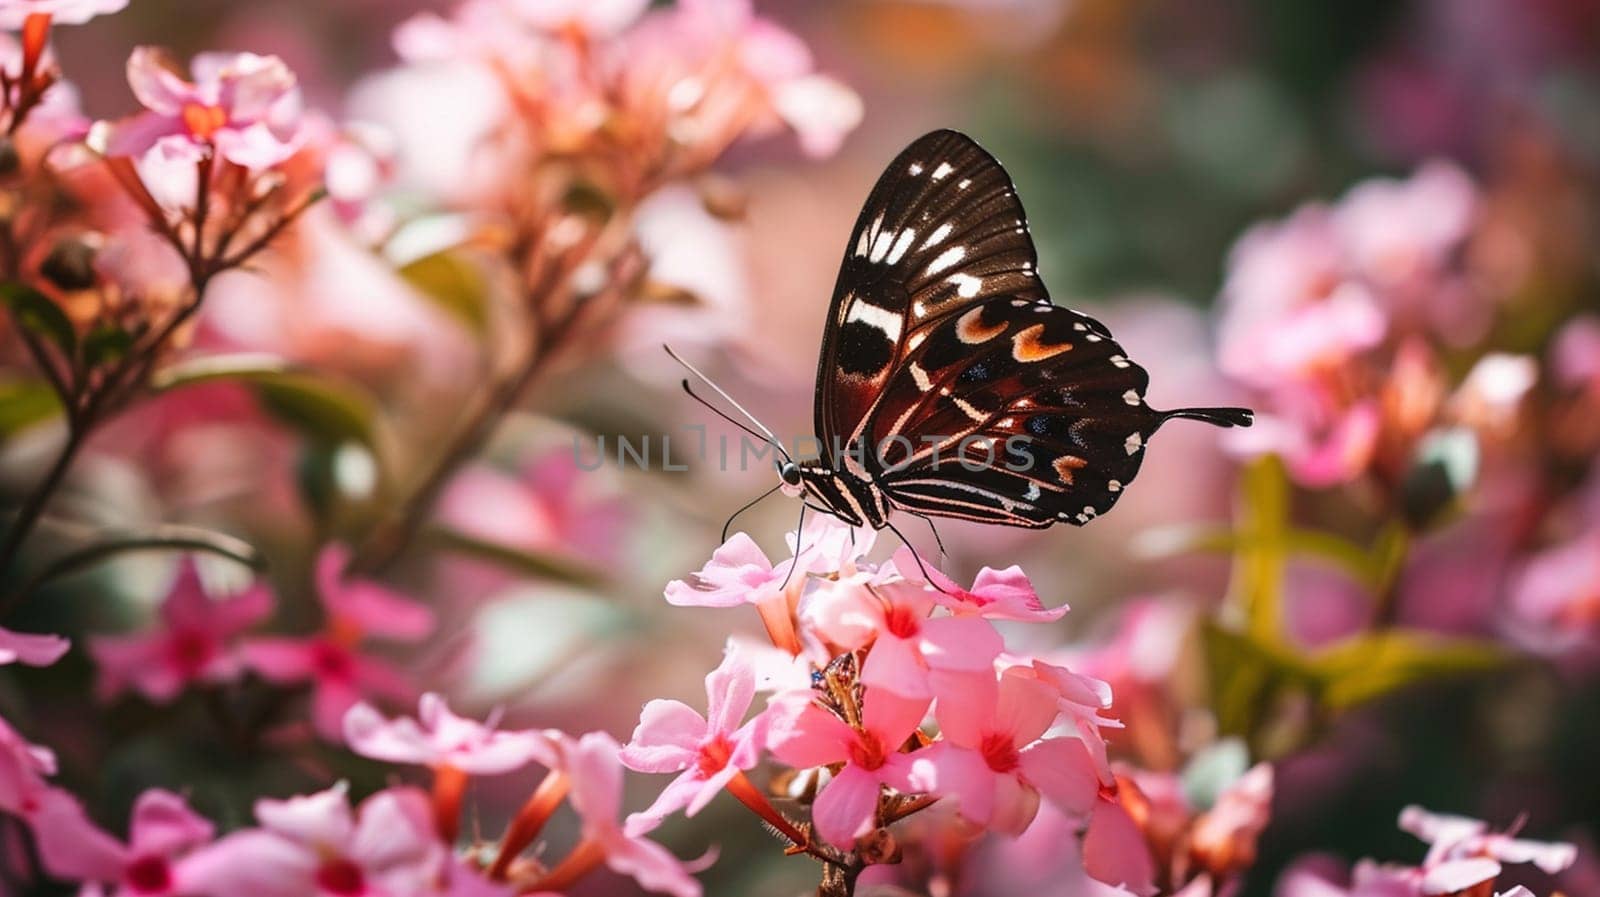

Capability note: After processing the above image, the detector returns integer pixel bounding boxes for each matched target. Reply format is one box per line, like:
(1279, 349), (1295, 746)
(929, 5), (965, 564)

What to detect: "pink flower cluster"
(1278, 805), (1576, 897)
(1215, 161), (1536, 488)
(644, 516), (1151, 886)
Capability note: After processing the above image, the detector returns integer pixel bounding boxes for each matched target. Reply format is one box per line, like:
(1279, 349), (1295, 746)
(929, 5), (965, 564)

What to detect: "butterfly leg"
(778, 503), (808, 592)
(881, 517), (952, 596)
(907, 511), (949, 560)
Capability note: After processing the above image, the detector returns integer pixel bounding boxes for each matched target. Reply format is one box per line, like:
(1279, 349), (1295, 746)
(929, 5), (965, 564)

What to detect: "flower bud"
(40, 235), (101, 291)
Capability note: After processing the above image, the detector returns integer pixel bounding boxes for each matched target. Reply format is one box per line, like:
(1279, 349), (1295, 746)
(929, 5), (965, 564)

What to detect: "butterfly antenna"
(664, 345), (791, 460)
(882, 517), (952, 596)
(1160, 406), (1254, 428)
(910, 512), (949, 560)
(778, 503), (807, 591)
(721, 482), (784, 543)
(679, 380), (773, 447)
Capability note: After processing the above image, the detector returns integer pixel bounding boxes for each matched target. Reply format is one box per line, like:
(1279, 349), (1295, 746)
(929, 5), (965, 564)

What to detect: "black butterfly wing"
(870, 297), (1165, 527)
(814, 130), (1048, 465)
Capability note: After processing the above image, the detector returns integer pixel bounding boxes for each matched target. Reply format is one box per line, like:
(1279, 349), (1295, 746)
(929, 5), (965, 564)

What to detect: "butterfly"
(674, 129), (1250, 543)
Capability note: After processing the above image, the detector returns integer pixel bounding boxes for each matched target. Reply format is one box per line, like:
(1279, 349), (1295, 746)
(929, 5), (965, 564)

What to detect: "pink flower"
(105, 47), (305, 169)
(1021, 658), (1122, 785)
(560, 731), (703, 897)
(664, 532), (794, 610)
(0, 626), (68, 666)
(0, 0), (125, 28)
(1511, 528), (1600, 640)
(893, 547), (1067, 623)
(804, 575), (1004, 702)
(1082, 793), (1160, 896)
(182, 784), (453, 897)
(241, 544), (435, 740)
(0, 715), (126, 884)
(343, 693), (555, 775)
(620, 647), (767, 830)
(1400, 805), (1576, 890)
(507, 0), (649, 37)
(90, 558), (273, 703)
(1190, 764), (1274, 878)
(74, 789), (216, 897)
(438, 447), (629, 568)
(908, 667), (1099, 835)
(768, 688), (929, 847)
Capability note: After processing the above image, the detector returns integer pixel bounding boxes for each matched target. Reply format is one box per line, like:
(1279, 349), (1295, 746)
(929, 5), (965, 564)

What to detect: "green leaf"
(398, 251), (489, 338)
(1228, 456), (1292, 644)
(82, 323), (134, 369)
(1308, 630), (1505, 710)
(1201, 620), (1313, 739)
(0, 377), (63, 436)
(1, 282), (76, 355)
(151, 354), (381, 451)
(424, 526), (605, 589)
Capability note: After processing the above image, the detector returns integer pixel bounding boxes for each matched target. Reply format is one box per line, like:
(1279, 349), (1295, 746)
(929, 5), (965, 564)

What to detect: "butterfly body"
(791, 129), (1251, 530)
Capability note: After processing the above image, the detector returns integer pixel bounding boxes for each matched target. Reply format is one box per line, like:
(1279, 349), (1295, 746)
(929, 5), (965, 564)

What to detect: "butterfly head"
(776, 459), (805, 498)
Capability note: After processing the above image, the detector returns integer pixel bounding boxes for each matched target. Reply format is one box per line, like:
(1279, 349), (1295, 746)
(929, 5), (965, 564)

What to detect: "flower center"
(168, 629), (214, 676)
(697, 733), (734, 776)
(125, 855), (172, 894)
(315, 858), (365, 896)
(181, 102), (228, 140)
(310, 640), (354, 681)
(979, 731), (1020, 773)
(882, 604), (922, 639)
(847, 730), (888, 771)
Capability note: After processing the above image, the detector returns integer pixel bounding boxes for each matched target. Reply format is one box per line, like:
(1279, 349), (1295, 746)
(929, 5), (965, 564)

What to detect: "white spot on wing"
(1124, 433), (1143, 454)
(887, 228), (916, 265)
(932, 162), (954, 180)
(1107, 479), (1122, 492)
(909, 362), (932, 392)
(1024, 482), (1040, 501)
(908, 162), (924, 175)
(948, 273), (982, 298)
(1110, 355), (1130, 369)
(1122, 389), (1140, 406)
(845, 301), (903, 342)
(922, 223), (953, 250)
(854, 229), (869, 258)
(957, 178), (971, 189)
(927, 246), (966, 275)
(870, 230), (893, 263)
(952, 397), (986, 421)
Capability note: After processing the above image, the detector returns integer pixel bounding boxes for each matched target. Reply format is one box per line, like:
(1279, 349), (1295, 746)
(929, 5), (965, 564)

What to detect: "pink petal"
(179, 830), (317, 897)
(928, 669), (999, 749)
(1083, 797), (1158, 896)
(0, 626), (69, 667)
(316, 546), (435, 641)
(626, 769), (705, 833)
(620, 700), (706, 773)
(347, 786), (440, 873)
(1421, 857), (1501, 895)
(255, 785), (354, 848)
(910, 743), (995, 827)
(1019, 738), (1098, 816)
(125, 46), (191, 114)
(703, 649), (756, 736)
(88, 634), (176, 703)
(919, 615), (1004, 672)
(811, 764), (881, 848)
(313, 679), (367, 741)
(128, 788), (214, 857)
(101, 111), (185, 160)
(343, 701), (434, 765)
(862, 690), (930, 747)
(599, 828), (703, 897)
(214, 122), (302, 170)
(238, 638), (317, 683)
(988, 769), (1042, 836)
(27, 787), (127, 882)
(767, 697), (853, 769)
(565, 732), (628, 829)
(995, 671), (1061, 746)
(213, 582), (275, 637)
(860, 635), (931, 700)
(686, 761), (741, 817)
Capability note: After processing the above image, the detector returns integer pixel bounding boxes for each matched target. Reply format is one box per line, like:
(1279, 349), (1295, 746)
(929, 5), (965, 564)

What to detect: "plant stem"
(0, 421), (83, 589)
(817, 859), (863, 897)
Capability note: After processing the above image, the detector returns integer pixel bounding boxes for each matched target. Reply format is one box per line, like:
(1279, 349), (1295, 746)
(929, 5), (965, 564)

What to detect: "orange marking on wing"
(1052, 455), (1088, 484)
(956, 307), (1007, 345)
(1012, 324), (1072, 362)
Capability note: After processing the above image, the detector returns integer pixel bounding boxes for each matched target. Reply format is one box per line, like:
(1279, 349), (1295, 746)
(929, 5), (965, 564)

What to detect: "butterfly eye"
(777, 461), (803, 488)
